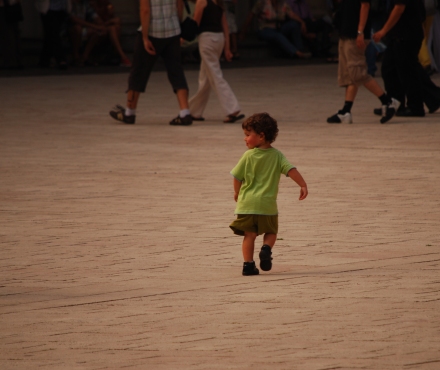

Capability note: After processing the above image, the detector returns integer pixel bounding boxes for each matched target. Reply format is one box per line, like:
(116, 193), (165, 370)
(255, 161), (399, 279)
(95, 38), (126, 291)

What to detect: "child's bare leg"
(242, 232), (257, 261)
(263, 233), (277, 248)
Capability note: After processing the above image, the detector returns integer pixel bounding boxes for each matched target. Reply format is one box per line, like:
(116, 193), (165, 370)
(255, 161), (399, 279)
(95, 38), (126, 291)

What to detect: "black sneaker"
(259, 245), (273, 271)
(380, 98), (400, 124)
(169, 114), (193, 126)
(242, 261), (259, 276)
(109, 105), (135, 124)
(374, 105), (405, 116)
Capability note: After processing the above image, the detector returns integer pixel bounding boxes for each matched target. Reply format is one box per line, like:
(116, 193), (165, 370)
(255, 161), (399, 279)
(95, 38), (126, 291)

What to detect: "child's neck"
(256, 143), (272, 149)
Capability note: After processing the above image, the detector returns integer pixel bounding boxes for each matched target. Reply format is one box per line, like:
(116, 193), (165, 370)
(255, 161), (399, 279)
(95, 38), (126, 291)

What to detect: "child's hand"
(299, 186), (308, 200)
(234, 192), (239, 202)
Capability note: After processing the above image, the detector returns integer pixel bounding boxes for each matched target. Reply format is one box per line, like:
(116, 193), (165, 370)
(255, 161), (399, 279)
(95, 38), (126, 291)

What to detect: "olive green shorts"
(230, 214), (278, 236)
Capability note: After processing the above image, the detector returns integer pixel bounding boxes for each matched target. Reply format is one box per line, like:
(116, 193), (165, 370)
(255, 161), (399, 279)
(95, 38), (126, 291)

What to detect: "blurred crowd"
(0, 0), (439, 75)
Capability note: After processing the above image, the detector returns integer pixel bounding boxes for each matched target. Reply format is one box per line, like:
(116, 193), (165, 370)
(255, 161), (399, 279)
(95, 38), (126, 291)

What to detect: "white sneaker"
(327, 111), (353, 124)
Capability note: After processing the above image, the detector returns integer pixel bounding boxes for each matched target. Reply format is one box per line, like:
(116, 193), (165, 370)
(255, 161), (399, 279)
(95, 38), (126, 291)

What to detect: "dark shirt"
(338, 0), (372, 40)
(198, 0), (223, 33)
(386, 0), (424, 40)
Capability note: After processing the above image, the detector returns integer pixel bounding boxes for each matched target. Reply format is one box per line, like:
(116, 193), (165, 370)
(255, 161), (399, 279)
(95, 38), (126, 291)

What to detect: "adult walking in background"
(35, 0), (71, 69)
(327, 0), (399, 124)
(373, 0), (425, 116)
(189, 0), (244, 123)
(109, 0), (192, 125)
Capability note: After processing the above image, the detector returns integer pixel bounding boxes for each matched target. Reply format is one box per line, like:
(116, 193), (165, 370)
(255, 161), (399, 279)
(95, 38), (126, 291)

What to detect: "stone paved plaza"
(1, 64), (440, 369)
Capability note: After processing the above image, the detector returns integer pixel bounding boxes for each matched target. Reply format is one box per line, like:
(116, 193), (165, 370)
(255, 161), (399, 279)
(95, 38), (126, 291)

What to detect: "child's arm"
(288, 168), (308, 200)
(233, 178), (242, 202)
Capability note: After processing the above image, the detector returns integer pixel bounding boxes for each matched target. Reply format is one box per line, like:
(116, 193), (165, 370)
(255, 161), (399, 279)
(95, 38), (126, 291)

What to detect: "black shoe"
(259, 245), (273, 271)
(380, 98), (400, 124)
(242, 261), (259, 276)
(396, 108), (425, 117)
(373, 107), (382, 116)
(374, 107), (406, 116)
(109, 105), (136, 124)
(169, 114), (193, 126)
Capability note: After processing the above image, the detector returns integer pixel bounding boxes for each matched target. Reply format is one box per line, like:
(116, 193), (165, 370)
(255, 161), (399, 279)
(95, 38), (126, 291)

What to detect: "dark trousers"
(128, 32), (188, 93)
(381, 38), (424, 112)
(39, 10), (68, 66)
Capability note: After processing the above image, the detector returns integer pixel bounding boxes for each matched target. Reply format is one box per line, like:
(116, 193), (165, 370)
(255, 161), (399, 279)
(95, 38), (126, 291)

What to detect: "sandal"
(109, 104), (136, 124)
(224, 113), (245, 123)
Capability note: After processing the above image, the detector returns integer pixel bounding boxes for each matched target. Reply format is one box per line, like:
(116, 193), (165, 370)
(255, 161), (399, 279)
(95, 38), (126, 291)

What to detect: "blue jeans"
(258, 21), (304, 57)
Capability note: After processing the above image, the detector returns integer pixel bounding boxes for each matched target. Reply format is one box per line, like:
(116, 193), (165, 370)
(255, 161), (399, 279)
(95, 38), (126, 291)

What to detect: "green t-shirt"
(231, 148), (295, 215)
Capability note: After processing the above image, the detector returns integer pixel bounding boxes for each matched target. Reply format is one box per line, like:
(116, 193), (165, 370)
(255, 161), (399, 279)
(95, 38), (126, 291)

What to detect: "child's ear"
(259, 132), (266, 141)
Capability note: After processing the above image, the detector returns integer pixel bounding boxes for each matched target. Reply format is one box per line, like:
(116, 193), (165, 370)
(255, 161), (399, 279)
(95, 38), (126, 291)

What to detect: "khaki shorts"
(338, 38), (373, 87)
(230, 214), (278, 236)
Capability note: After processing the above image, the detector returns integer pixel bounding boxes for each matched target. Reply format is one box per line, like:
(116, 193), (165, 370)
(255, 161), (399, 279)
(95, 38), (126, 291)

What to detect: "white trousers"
(189, 32), (240, 117)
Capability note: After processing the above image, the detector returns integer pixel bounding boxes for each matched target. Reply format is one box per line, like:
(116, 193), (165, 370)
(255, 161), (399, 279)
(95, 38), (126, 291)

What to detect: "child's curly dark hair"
(242, 112), (279, 143)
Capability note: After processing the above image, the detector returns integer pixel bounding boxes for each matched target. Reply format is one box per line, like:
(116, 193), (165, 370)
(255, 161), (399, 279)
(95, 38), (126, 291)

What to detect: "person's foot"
(259, 245), (273, 271)
(327, 111), (352, 124)
(374, 105), (405, 116)
(380, 98), (400, 124)
(242, 261), (259, 276)
(396, 108), (425, 117)
(109, 105), (136, 124)
(224, 113), (245, 123)
(169, 114), (193, 126)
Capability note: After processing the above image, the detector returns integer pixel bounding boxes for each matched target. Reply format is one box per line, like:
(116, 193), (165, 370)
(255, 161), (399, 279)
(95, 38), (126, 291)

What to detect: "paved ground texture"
(1, 64), (440, 370)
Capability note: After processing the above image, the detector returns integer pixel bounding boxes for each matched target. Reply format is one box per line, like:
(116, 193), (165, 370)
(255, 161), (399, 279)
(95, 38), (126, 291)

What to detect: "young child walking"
(229, 113), (308, 276)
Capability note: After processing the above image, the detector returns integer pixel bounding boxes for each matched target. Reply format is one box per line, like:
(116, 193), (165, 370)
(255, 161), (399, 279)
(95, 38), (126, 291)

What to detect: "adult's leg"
(160, 36), (190, 110)
(188, 58), (211, 117)
(192, 32), (240, 116)
(126, 91), (140, 109)
(381, 40), (405, 105)
(395, 38), (424, 113)
(126, 32), (159, 107)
